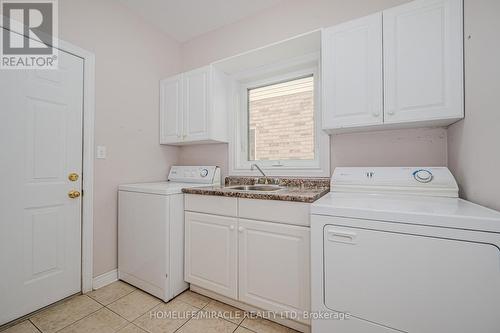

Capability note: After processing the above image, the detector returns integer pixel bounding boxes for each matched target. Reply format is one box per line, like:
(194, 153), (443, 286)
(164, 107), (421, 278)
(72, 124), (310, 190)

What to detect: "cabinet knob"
(372, 112), (380, 118)
(387, 110), (395, 116)
(238, 227), (244, 233)
(229, 225), (235, 231)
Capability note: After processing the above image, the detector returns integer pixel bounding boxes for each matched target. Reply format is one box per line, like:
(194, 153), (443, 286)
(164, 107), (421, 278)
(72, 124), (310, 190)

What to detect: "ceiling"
(118, 0), (284, 42)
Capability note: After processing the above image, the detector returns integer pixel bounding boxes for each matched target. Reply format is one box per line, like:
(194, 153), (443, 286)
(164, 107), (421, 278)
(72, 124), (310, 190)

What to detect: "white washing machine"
(118, 166), (220, 302)
(311, 167), (500, 333)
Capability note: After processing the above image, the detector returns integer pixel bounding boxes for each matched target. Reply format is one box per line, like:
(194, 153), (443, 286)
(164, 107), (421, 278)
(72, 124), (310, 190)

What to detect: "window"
(248, 76), (315, 161)
(230, 58), (330, 177)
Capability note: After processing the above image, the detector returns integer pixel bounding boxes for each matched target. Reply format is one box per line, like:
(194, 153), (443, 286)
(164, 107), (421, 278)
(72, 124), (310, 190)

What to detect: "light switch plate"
(96, 145), (106, 159)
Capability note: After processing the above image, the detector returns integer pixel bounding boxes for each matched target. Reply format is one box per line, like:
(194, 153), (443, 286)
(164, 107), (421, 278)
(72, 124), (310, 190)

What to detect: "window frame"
(229, 55), (330, 177)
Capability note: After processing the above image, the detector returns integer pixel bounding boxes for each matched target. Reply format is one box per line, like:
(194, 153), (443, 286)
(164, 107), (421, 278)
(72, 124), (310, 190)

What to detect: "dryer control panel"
(168, 166), (221, 184)
(331, 167), (458, 197)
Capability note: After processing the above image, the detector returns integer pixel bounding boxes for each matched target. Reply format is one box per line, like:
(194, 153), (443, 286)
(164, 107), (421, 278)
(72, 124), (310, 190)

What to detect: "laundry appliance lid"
(312, 192), (500, 233)
(118, 181), (212, 195)
(312, 167), (500, 233)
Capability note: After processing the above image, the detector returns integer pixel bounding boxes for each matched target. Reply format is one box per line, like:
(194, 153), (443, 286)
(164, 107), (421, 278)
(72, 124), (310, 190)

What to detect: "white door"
(238, 219), (310, 322)
(160, 75), (183, 144)
(0, 50), (84, 324)
(322, 13), (383, 129)
(184, 212), (237, 298)
(383, 0), (463, 123)
(183, 66), (210, 142)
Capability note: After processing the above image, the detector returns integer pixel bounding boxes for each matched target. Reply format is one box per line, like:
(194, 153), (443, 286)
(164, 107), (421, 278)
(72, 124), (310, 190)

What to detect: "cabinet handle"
(238, 227), (244, 233)
(229, 225), (235, 231)
(327, 229), (356, 244)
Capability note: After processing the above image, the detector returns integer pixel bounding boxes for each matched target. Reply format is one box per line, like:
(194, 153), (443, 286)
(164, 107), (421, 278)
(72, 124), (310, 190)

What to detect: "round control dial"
(413, 169), (433, 183)
(200, 168), (209, 177)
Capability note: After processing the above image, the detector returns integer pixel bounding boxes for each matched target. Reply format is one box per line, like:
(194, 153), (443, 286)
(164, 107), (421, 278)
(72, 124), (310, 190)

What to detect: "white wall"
(448, 0), (500, 211)
(178, 143), (230, 177)
(59, 0), (182, 276)
(181, 0), (411, 71)
(55, 0), (500, 278)
(330, 128), (447, 168)
(178, 0), (448, 178)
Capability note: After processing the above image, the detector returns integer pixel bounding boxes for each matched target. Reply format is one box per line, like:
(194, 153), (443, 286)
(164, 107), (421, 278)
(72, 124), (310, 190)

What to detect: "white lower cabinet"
(184, 212), (238, 298)
(238, 219), (310, 319)
(184, 195), (311, 325)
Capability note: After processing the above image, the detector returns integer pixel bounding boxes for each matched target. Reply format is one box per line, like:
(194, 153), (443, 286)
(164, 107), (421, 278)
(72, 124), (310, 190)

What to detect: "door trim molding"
(58, 39), (96, 294)
(0, 23), (96, 293)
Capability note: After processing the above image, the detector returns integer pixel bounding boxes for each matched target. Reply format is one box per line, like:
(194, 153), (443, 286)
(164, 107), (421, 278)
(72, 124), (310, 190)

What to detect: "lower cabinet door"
(238, 219), (310, 321)
(185, 212), (238, 298)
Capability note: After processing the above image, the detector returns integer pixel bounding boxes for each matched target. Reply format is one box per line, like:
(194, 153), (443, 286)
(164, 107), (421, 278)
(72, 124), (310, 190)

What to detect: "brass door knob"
(68, 173), (79, 181)
(68, 190), (81, 199)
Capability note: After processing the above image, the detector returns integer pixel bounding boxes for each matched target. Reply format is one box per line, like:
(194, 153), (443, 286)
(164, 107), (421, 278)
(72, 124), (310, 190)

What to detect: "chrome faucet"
(250, 164), (266, 177)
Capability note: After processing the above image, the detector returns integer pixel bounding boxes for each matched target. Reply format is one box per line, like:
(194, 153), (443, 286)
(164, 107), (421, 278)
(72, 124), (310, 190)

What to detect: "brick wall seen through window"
(248, 75), (314, 161)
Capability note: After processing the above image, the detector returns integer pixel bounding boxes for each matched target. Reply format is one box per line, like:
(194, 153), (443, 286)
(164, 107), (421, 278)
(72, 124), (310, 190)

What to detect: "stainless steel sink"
(227, 185), (284, 192)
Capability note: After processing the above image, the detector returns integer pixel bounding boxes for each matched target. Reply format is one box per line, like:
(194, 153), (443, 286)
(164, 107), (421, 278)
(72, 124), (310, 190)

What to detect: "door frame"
(0, 24), (95, 293)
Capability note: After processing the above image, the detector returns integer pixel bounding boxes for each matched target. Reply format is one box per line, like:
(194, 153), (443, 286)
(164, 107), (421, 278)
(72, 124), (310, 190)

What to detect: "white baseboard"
(92, 269), (118, 290)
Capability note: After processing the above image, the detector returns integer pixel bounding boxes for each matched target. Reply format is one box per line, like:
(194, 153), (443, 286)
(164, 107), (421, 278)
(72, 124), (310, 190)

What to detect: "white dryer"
(311, 167), (500, 333)
(118, 166), (220, 302)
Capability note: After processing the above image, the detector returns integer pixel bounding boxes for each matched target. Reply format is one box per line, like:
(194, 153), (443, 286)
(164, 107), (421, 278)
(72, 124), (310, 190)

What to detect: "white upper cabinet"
(183, 67), (210, 142)
(160, 65), (229, 145)
(383, 0), (463, 124)
(159, 74), (183, 144)
(322, 13), (383, 130)
(322, 0), (463, 133)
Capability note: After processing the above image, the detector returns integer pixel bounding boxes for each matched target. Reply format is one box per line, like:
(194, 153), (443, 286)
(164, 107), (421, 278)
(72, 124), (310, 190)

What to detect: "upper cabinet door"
(322, 13), (383, 130)
(159, 75), (183, 144)
(383, 0), (463, 124)
(183, 66), (211, 141)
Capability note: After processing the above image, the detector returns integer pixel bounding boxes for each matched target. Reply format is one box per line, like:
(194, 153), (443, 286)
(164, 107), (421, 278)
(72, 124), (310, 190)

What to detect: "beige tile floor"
(1, 281), (298, 333)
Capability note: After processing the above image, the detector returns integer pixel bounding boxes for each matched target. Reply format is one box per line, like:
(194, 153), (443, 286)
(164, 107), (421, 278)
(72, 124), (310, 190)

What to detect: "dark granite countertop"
(182, 176), (330, 203)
